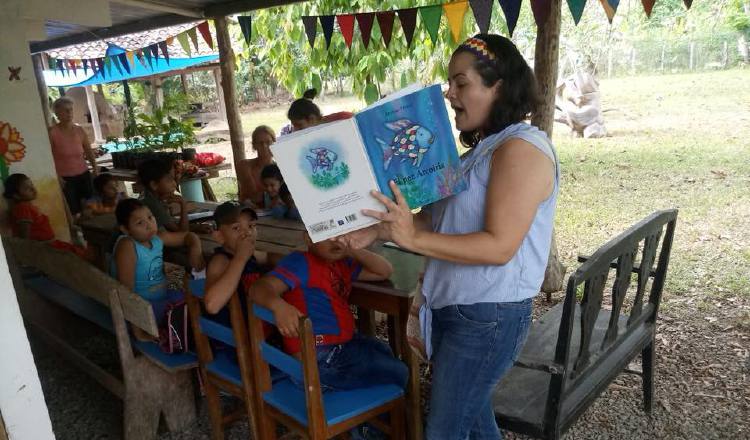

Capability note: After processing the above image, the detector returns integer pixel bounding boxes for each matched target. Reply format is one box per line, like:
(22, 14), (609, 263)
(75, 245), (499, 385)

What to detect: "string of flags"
(45, 21), (217, 79)
(301, 0), (696, 50)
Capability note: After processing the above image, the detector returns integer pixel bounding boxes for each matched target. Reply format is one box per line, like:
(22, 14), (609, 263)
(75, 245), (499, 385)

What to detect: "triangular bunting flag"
(166, 36), (174, 46)
(398, 8), (419, 47)
(96, 58), (105, 77)
(419, 5), (443, 45)
(683, 0), (692, 9)
(187, 26), (200, 51)
(144, 49), (153, 69)
(356, 13), (375, 49)
(641, 0), (655, 17)
(470, 0), (493, 34)
(68, 60), (77, 75)
(337, 15), (355, 48)
(302, 16), (318, 48)
(103, 57), (113, 76)
(238, 16), (252, 45)
(376, 11), (395, 48)
(177, 32), (192, 56)
(82, 59), (89, 75)
(117, 53), (131, 74)
(56, 59), (65, 76)
(126, 51), (135, 68)
(567, 0), (586, 24)
(599, 0), (619, 23)
(135, 50), (148, 68)
(444, 1), (469, 44)
(197, 21), (214, 49)
(111, 56), (123, 75)
(149, 44), (160, 62)
(158, 41), (170, 65)
(319, 15), (335, 49)
(498, 0), (522, 36)
(47, 55), (55, 70)
(531, 0), (553, 27)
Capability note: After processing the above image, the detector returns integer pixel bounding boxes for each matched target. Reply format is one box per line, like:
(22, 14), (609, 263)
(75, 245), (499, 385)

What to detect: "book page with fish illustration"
(270, 118), (385, 242)
(354, 84), (466, 209)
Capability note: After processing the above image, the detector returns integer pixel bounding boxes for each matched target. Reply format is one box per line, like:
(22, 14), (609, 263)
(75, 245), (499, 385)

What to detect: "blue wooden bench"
(4, 237), (197, 440)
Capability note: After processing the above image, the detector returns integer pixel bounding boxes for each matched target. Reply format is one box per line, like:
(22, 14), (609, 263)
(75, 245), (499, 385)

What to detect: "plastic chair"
(246, 303), (406, 439)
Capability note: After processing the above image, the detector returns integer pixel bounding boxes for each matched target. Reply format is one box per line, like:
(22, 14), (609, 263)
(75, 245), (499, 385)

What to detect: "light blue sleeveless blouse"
(420, 122), (560, 356)
(111, 235), (167, 301)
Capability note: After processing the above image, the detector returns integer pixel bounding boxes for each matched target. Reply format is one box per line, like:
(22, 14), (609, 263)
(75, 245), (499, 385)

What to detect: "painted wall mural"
(0, 121), (28, 179)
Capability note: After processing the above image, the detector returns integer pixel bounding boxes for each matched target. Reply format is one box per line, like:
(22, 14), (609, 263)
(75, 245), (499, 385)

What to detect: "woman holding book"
(342, 34), (559, 439)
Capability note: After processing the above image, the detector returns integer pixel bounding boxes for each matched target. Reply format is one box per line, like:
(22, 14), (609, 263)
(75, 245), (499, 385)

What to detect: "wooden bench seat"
(493, 209), (678, 439)
(4, 237), (198, 440)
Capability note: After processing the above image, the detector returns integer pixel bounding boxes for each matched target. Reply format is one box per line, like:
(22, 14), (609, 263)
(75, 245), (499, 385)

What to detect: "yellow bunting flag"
(166, 36), (174, 46)
(126, 51), (135, 67)
(443, 1), (469, 44)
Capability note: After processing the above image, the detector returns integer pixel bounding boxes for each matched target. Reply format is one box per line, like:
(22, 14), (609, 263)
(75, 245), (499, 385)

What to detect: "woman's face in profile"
(54, 103), (74, 124)
(446, 51), (500, 133)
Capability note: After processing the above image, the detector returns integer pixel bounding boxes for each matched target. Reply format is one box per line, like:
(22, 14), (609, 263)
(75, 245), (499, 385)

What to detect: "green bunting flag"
(568, 0), (587, 24)
(187, 27), (200, 52)
(419, 5), (443, 45)
(177, 32), (191, 57)
(238, 16), (252, 44)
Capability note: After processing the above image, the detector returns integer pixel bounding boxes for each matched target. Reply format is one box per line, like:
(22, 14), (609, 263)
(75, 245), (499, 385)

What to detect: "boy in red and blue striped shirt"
(250, 234), (408, 391)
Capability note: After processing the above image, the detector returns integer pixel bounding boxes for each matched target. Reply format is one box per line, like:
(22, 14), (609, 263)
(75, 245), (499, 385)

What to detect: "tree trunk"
(532, 0), (566, 296)
(214, 16), (247, 173)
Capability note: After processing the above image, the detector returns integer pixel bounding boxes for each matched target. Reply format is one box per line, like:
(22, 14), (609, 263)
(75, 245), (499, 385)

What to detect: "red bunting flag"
(531, 0), (553, 27)
(197, 21), (214, 49)
(356, 13), (375, 49)
(376, 11), (395, 48)
(641, 0), (655, 17)
(398, 8), (418, 47)
(337, 14), (355, 48)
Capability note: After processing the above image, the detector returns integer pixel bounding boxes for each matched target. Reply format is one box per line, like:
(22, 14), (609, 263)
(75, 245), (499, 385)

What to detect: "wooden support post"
(531, 0), (566, 294)
(96, 84), (104, 95)
(213, 68), (227, 122)
(180, 73), (188, 94)
(153, 76), (164, 109)
(32, 54), (52, 127)
(214, 16), (246, 170)
(123, 80), (132, 108)
(85, 85), (104, 143)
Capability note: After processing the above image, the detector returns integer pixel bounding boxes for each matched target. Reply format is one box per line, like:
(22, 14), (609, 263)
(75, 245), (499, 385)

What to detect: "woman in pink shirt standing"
(48, 97), (99, 216)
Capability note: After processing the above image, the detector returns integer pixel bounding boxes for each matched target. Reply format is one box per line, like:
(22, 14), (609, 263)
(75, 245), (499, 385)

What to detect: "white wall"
(0, 242), (55, 440)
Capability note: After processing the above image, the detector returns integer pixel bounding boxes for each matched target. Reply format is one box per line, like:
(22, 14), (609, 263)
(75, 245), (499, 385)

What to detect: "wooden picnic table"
(78, 205), (424, 439)
(102, 163), (232, 202)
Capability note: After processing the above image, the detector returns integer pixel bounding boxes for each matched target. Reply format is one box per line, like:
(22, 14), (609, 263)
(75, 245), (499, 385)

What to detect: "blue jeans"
(315, 333), (409, 391)
(426, 300), (532, 440)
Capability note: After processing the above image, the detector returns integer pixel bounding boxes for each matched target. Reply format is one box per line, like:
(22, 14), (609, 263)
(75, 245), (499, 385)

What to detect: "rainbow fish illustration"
(305, 147), (338, 173)
(375, 119), (435, 170)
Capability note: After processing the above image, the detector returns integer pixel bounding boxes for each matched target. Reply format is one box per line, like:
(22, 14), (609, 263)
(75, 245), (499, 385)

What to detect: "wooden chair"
(183, 277), (259, 440)
(493, 209), (678, 439)
(246, 304), (406, 440)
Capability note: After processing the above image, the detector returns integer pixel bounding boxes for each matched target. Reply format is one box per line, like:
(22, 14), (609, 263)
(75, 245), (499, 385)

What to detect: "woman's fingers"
(389, 180), (408, 208)
(370, 189), (399, 211)
(362, 208), (387, 220)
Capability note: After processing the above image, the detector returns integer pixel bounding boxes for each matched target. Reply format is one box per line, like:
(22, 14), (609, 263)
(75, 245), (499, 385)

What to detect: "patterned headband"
(458, 37), (496, 63)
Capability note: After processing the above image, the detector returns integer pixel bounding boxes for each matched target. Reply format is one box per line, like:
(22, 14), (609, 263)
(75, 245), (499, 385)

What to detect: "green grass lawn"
(231, 70), (750, 323)
(553, 69), (750, 324)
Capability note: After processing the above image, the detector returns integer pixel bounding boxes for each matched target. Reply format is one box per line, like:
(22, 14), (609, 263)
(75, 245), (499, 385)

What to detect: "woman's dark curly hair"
(452, 34), (541, 148)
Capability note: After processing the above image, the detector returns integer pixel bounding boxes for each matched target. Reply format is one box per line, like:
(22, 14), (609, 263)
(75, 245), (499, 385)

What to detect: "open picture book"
(272, 83), (466, 242)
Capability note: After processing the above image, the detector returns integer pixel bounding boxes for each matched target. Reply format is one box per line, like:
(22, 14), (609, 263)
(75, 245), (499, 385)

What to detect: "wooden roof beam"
(110, 0), (204, 18)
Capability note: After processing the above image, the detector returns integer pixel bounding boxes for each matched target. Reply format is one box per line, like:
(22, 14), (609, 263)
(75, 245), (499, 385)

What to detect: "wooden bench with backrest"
(493, 209), (678, 439)
(3, 236), (198, 440)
